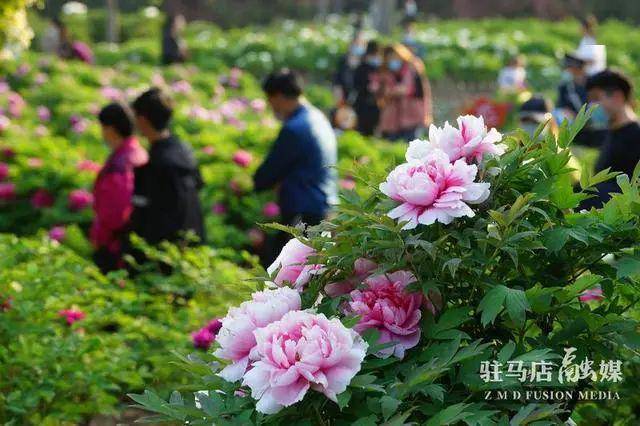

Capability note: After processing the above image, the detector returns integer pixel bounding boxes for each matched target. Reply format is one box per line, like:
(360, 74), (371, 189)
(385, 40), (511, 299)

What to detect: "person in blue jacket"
(254, 69), (337, 265)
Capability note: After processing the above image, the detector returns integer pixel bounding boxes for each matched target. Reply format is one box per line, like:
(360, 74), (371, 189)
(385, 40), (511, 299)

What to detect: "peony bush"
(132, 110), (640, 424)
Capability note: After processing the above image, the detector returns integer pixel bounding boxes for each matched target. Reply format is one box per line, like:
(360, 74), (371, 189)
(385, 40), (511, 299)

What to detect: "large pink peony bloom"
(214, 287), (301, 382)
(344, 270), (422, 359)
(325, 258), (378, 297)
(242, 310), (368, 414)
(68, 189), (93, 211)
(268, 238), (324, 289)
(380, 149), (490, 230)
(407, 115), (505, 164)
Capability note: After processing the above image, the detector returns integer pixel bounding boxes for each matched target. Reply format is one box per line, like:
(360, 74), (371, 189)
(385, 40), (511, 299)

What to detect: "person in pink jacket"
(91, 102), (148, 272)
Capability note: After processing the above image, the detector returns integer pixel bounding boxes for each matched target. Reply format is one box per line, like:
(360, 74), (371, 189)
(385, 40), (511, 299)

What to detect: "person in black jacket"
(353, 40), (382, 136)
(129, 88), (205, 249)
(581, 69), (640, 209)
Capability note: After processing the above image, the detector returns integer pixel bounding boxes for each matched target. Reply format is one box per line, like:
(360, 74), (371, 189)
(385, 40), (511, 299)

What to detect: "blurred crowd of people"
(331, 23), (433, 142)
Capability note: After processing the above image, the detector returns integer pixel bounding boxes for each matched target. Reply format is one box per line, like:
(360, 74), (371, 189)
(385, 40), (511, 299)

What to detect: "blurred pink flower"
(16, 63), (31, 77)
(250, 98), (266, 112)
(202, 146), (216, 155)
(34, 73), (48, 86)
(379, 149), (490, 230)
(151, 73), (166, 87)
(0, 162), (8, 181)
(325, 258), (378, 297)
(37, 106), (51, 122)
(262, 201), (280, 218)
(101, 86), (123, 101)
(232, 150), (252, 168)
(35, 125), (48, 137)
(344, 270), (422, 358)
(579, 287), (604, 303)
(49, 226), (66, 242)
(339, 177), (356, 190)
(192, 327), (215, 350)
(77, 159), (101, 173)
(206, 318), (223, 335)
(243, 310), (368, 414)
(267, 238), (323, 290)
(68, 189), (93, 211)
(27, 157), (43, 168)
(59, 309), (85, 325)
(7, 93), (25, 117)
(171, 80), (192, 94)
(228, 67), (242, 88)
(70, 115), (88, 134)
(215, 287), (301, 382)
(407, 115), (505, 164)
(31, 189), (55, 209)
(211, 202), (227, 215)
(247, 228), (265, 248)
(0, 81), (9, 94)
(1, 147), (15, 159)
(0, 182), (16, 201)
(0, 115), (9, 133)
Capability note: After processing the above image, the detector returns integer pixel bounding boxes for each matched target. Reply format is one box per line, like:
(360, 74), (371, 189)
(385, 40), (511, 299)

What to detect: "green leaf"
(425, 403), (472, 426)
(443, 258), (462, 278)
(505, 287), (530, 326)
(542, 228), (570, 252)
(380, 396), (401, 420)
(421, 384), (445, 402)
(477, 286), (507, 326)
(497, 341), (516, 363)
(616, 256), (640, 279)
(336, 389), (351, 410)
(429, 307), (472, 337)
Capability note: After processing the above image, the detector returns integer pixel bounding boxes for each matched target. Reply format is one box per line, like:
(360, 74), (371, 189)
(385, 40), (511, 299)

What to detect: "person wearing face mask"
(353, 40), (382, 136)
(580, 69), (640, 209)
(254, 69), (337, 266)
(378, 44), (431, 141)
(332, 31), (366, 107)
(91, 102), (148, 272)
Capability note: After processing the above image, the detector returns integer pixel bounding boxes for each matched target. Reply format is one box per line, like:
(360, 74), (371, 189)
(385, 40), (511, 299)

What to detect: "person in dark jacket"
(254, 69), (337, 265)
(332, 30), (366, 106)
(353, 40), (382, 136)
(580, 69), (640, 209)
(162, 14), (188, 65)
(129, 88), (205, 251)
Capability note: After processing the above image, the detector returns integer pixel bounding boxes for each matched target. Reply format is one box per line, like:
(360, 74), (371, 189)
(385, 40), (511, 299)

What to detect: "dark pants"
(355, 103), (380, 136)
(260, 212), (324, 268)
(93, 247), (120, 274)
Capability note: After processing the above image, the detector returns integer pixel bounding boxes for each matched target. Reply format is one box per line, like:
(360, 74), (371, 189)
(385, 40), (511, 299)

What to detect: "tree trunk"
(370, 0), (397, 35)
(106, 0), (119, 44)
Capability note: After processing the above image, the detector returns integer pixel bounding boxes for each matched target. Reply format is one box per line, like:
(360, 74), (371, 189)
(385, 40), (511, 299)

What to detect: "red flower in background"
(68, 189), (93, 211)
(31, 189), (55, 208)
(59, 309), (85, 325)
(462, 97), (510, 129)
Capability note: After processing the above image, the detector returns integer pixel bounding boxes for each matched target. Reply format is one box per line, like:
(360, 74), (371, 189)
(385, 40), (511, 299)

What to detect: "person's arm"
(390, 67), (415, 97)
(253, 127), (300, 191)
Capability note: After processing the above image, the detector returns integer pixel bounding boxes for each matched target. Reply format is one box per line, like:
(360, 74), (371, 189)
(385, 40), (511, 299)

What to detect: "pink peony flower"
(0, 115), (10, 133)
(325, 258), (378, 297)
(206, 318), (223, 334)
(0, 162), (8, 181)
(579, 287), (604, 303)
(344, 270), (422, 358)
(228, 67), (242, 88)
(68, 189), (93, 211)
(242, 310), (368, 414)
(267, 238), (324, 290)
(31, 189), (55, 208)
(151, 73), (166, 87)
(34, 73), (48, 86)
(26, 157), (43, 168)
(37, 106), (51, 122)
(233, 150), (253, 168)
(0, 182), (16, 201)
(59, 309), (85, 325)
(16, 63), (31, 77)
(379, 149), (490, 230)
(215, 287), (301, 382)
(49, 226), (66, 242)
(192, 327), (216, 350)
(77, 159), (101, 173)
(339, 177), (356, 190)
(171, 80), (192, 94)
(100, 86), (123, 101)
(407, 115), (505, 164)
(262, 201), (280, 218)
(0, 81), (9, 94)
(211, 202), (227, 215)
